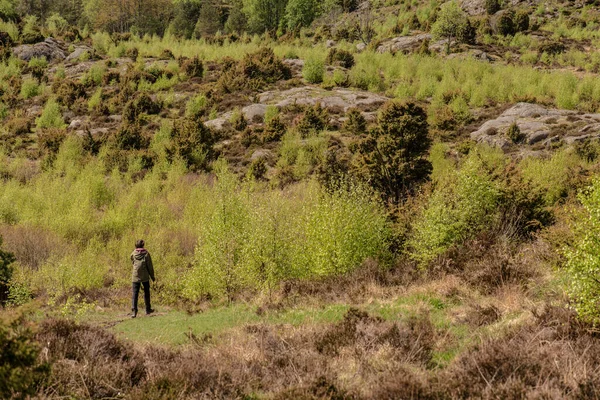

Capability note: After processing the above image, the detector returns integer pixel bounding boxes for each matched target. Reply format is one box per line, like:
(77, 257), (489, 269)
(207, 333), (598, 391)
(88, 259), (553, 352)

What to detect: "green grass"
(111, 303), (351, 345)
(107, 291), (471, 348)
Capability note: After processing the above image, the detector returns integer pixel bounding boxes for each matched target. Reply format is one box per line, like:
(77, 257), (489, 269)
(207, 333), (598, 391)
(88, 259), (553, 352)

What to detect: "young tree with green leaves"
(565, 177), (600, 325)
(431, 0), (468, 54)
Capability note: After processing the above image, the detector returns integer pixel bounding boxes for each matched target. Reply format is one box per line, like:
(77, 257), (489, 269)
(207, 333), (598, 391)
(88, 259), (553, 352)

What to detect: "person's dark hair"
(135, 239), (145, 248)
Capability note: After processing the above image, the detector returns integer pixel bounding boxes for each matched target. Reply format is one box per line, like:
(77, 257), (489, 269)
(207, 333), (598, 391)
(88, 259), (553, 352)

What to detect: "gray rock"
(68, 119), (84, 130)
(90, 128), (109, 136)
(527, 131), (550, 145)
(326, 40), (336, 48)
(65, 46), (93, 62)
(283, 59), (304, 78)
(356, 43), (366, 52)
(250, 149), (273, 161)
(242, 104), (267, 123)
(13, 37), (68, 62)
(377, 33), (431, 54)
(471, 102), (600, 151)
(205, 117), (231, 131)
(259, 87), (388, 114)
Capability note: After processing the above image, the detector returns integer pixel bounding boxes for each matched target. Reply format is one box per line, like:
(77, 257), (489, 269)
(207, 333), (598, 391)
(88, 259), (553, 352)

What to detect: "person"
(130, 239), (155, 318)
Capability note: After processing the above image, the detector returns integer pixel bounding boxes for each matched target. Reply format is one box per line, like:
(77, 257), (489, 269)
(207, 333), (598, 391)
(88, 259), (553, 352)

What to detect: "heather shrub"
(122, 93), (161, 124)
(342, 108), (367, 135)
(326, 48), (355, 69)
(53, 79), (87, 107)
(216, 48), (291, 93)
(181, 56), (204, 78)
(0, 314), (49, 397)
(0, 235), (15, 305)
(262, 116), (286, 142)
(296, 103), (328, 136)
(506, 121), (525, 143)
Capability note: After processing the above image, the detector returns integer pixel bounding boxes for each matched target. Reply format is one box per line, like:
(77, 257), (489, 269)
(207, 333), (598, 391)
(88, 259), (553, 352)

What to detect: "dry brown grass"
(32, 303), (600, 399)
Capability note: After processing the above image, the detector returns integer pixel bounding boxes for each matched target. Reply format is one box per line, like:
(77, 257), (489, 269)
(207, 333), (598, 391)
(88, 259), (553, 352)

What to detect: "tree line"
(0, 0), (355, 38)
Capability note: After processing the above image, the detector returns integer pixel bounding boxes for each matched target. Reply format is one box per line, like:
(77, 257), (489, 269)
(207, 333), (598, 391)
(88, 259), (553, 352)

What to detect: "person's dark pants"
(132, 281), (151, 313)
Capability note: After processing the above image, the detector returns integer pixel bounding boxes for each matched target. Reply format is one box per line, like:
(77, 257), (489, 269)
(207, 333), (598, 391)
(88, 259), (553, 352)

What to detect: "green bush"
(122, 93), (161, 124)
(351, 101), (431, 205)
(303, 58), (324, 84)
(36, 98), (66, 130)
(514, 10), (530, 32)
(181, 56), (204, 78)
(53, 79), (87, 107)
(564, 177), (600, 324)
(263, 116), (286, 142)
(409, 151), (501, 266)
(496, 10), (516, 36)
(185, 162), (390, 300)
(506, 121), (525, 143)
(215, 48), (291, 93)
(485, 0), (501, 15)
(81, 63), (106, 87)
(342, 108), (367, 135)
(0, 235), (15, 305)
(326, 48), (355, 69)
(20, 78), (40, 99)
(0, 314), (49, 397)
(185, 93), (209, 119)
(296, 103), (328, 136)
(166, 118), (215, 171)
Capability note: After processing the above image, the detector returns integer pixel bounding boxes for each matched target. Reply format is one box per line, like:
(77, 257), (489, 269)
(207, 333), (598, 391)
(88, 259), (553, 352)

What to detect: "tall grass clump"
(36, 98), (66, 130)
(20, 78), (40, 99)
(302, 57), (325, 84)
(520, 148), (583, 205)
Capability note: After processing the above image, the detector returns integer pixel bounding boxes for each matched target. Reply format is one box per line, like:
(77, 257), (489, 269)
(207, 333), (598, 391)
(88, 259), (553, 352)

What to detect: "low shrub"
(230, 108), (248, 131)
(302, 58), (324, 84)
(342, 108), (367, 135)
(506, 121), (525, 143)
(216, 48), (291, 93)
(185, 93), (209, 120)
(326, 48), (355, 69)
(180, 56), (204, 78)
(122, 93), (161, 124)
(20, 78), (40, 99)
(53, 79), (87, 107)
(36, 98), (66, 130)
(6, 116), (32, 136)
(126, 46), (139, 61)
(263, 116), (286, 142)
(166, 118), (215, 171)
(564, 177), (600, 324)
(296, 103), (328, 136)
(0, 314), (49, 397)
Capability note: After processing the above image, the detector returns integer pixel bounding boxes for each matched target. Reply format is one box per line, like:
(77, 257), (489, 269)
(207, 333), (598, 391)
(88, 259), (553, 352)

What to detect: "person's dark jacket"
(131, 248), (155, 283)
